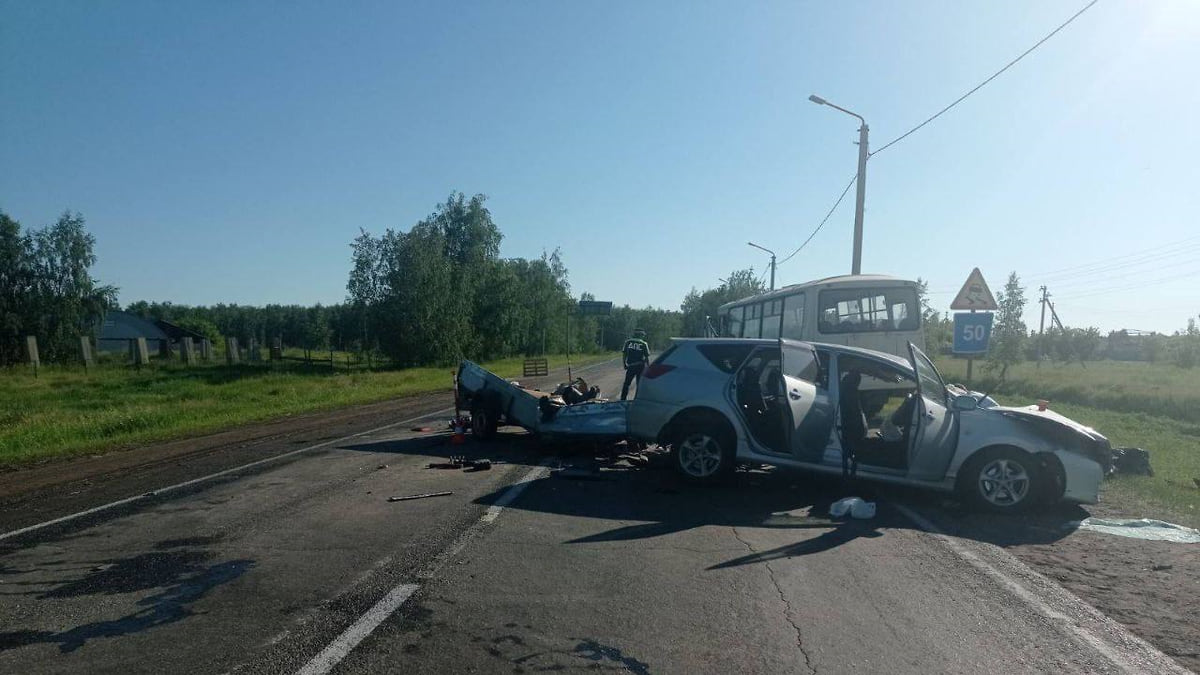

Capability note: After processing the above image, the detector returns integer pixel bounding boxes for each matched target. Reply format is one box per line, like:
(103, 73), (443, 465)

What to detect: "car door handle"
(924, 411), (936, 420)
(789, 390), (802, 400)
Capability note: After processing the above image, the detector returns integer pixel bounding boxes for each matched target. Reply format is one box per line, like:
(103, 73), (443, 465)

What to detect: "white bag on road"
(830, 497), (876, 519)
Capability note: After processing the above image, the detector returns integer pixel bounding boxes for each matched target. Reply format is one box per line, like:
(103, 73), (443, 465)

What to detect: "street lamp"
(810, 93), (869, 276)
(747, 242), (776, 291)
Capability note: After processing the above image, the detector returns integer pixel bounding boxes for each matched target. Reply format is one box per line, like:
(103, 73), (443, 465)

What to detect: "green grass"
(935, 358), (1200, 424)
(935, 358), (1200, 527)
(0, 352), (616, 467)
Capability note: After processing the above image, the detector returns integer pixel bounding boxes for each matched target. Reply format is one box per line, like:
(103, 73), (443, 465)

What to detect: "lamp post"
(809, 94), (868, 276)
(747, 242), (776, 291)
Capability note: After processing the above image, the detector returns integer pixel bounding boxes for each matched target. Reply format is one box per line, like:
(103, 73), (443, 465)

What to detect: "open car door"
(781, 339), (835, 462)
(906, 342), (958, 480)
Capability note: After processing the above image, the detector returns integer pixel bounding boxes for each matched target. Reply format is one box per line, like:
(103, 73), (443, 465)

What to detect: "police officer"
(621, 328), (651, 400)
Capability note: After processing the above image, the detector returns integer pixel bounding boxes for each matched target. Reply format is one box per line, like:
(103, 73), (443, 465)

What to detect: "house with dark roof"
(97, 311), (169, 352)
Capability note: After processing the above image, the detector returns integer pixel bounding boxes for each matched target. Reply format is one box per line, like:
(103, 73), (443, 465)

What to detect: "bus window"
(761, 299), (783, 339)
(817, 287), (919, 334)
(727, 306), (744, 337)
(781, 293), (805, 339)
(743, 302), (762, 338)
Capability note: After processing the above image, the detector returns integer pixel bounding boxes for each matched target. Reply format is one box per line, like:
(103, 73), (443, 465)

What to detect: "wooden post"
(200, 339), (211, 361)
(225, 337), (240, 365)
(135, 337), (150, 367)
(26, 336), (39, 378)
(271, 337), (282, 361)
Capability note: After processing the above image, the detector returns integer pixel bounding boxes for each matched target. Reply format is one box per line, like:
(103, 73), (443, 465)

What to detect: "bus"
(716, 274), (925, 357)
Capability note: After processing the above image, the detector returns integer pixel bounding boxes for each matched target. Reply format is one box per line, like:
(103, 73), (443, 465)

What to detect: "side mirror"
(951, 395), (979, 412)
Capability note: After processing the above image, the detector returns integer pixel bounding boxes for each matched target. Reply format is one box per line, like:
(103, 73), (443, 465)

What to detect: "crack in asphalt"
(731, 526), (817, 675)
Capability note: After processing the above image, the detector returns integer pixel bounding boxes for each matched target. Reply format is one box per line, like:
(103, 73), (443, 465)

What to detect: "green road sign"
(577, 300), (613, 316)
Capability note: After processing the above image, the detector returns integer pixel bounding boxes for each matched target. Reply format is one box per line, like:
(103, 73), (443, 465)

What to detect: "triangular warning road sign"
(950, 268), (998, 311)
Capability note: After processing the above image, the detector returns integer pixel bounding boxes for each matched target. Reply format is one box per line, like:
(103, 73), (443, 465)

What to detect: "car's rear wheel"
(471, 403), (498, 441)
(959, 447), (1041, 513)
(670, 415), (735, 485)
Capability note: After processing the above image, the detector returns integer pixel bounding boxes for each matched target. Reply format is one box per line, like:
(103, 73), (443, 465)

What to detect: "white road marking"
(295, 462), (551, 674)
(294, 583), (420, 675)
(481, 463), (551, 523)
(893, 503), (1190, 675)
(0, 406), (455, 541)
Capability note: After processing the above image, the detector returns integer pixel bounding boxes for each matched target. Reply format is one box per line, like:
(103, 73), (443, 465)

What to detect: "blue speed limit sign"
(953, 313), (994, 355)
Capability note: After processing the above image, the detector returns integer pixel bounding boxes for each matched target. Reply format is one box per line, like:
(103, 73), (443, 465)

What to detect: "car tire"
(471, 403), (498, 441)
(669, 414), (736, 485)
(959, 446), (1042, 514)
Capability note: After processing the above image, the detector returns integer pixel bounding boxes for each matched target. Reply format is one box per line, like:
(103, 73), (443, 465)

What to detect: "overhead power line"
(870, 0), (1101, 158)
(1032, 235), (1200, 280)
(1044, 252), (1200, 290)
(1053, 267), (1200, 301)
(778, 174), (858, 266)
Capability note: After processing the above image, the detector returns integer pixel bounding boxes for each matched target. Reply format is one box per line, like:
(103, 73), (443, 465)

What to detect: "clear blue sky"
(3, 1), (1198, 333)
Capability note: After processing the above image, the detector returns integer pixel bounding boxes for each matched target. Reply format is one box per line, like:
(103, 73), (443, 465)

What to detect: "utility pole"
(746, 242), (777, 291)
(1047, 299), (1065, 332)
(851, 122), (869, 276)
(1037, 285), (1049, 368)
(809, 94), (869, 275)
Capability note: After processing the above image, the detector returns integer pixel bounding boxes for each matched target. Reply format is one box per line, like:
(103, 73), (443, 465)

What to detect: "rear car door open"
(781, 340), (835, 461)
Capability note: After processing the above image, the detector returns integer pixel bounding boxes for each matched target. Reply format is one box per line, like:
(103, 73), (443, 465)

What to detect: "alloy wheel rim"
(978, 458), (1030, 506)
(679, 434), (721, 477)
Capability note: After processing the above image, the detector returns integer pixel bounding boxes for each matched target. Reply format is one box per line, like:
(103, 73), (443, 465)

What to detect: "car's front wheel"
(959, 447), (1041, 513)
(670, 416), (735, 485)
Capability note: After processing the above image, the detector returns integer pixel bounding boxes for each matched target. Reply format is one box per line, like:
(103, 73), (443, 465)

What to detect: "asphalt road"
(0, 360), (1188, 674)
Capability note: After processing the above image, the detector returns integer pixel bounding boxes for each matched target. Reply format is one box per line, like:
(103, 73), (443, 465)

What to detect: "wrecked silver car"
(628, 338), (1109, 512)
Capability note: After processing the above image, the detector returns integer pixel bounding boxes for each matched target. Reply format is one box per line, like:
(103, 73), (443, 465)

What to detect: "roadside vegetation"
(0, 352), (615, 467)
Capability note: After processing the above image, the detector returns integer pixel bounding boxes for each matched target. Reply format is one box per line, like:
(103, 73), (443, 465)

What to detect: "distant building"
(1105, 329), (1156, 361)
(97, 311), (169, 352)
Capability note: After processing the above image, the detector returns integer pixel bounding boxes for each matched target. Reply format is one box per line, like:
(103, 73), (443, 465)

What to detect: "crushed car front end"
(958, 403), (1110, 504)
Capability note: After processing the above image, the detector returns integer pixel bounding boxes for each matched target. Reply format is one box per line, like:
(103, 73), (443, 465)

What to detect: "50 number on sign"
(953, 313), (994, 355)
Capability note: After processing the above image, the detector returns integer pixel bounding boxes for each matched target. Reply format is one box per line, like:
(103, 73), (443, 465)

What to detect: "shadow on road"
(0, 536), (253, 654)
(340, 433), (1092, 566)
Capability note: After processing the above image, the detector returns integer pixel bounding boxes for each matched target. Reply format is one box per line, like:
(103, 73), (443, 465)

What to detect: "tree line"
(919, 273), (1199, 371)
(346, 193), (680, 365)
(1, 197), (684, 368)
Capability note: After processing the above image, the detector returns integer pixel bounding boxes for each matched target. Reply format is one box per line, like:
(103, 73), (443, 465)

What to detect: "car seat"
(839, 371), (867, 448)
